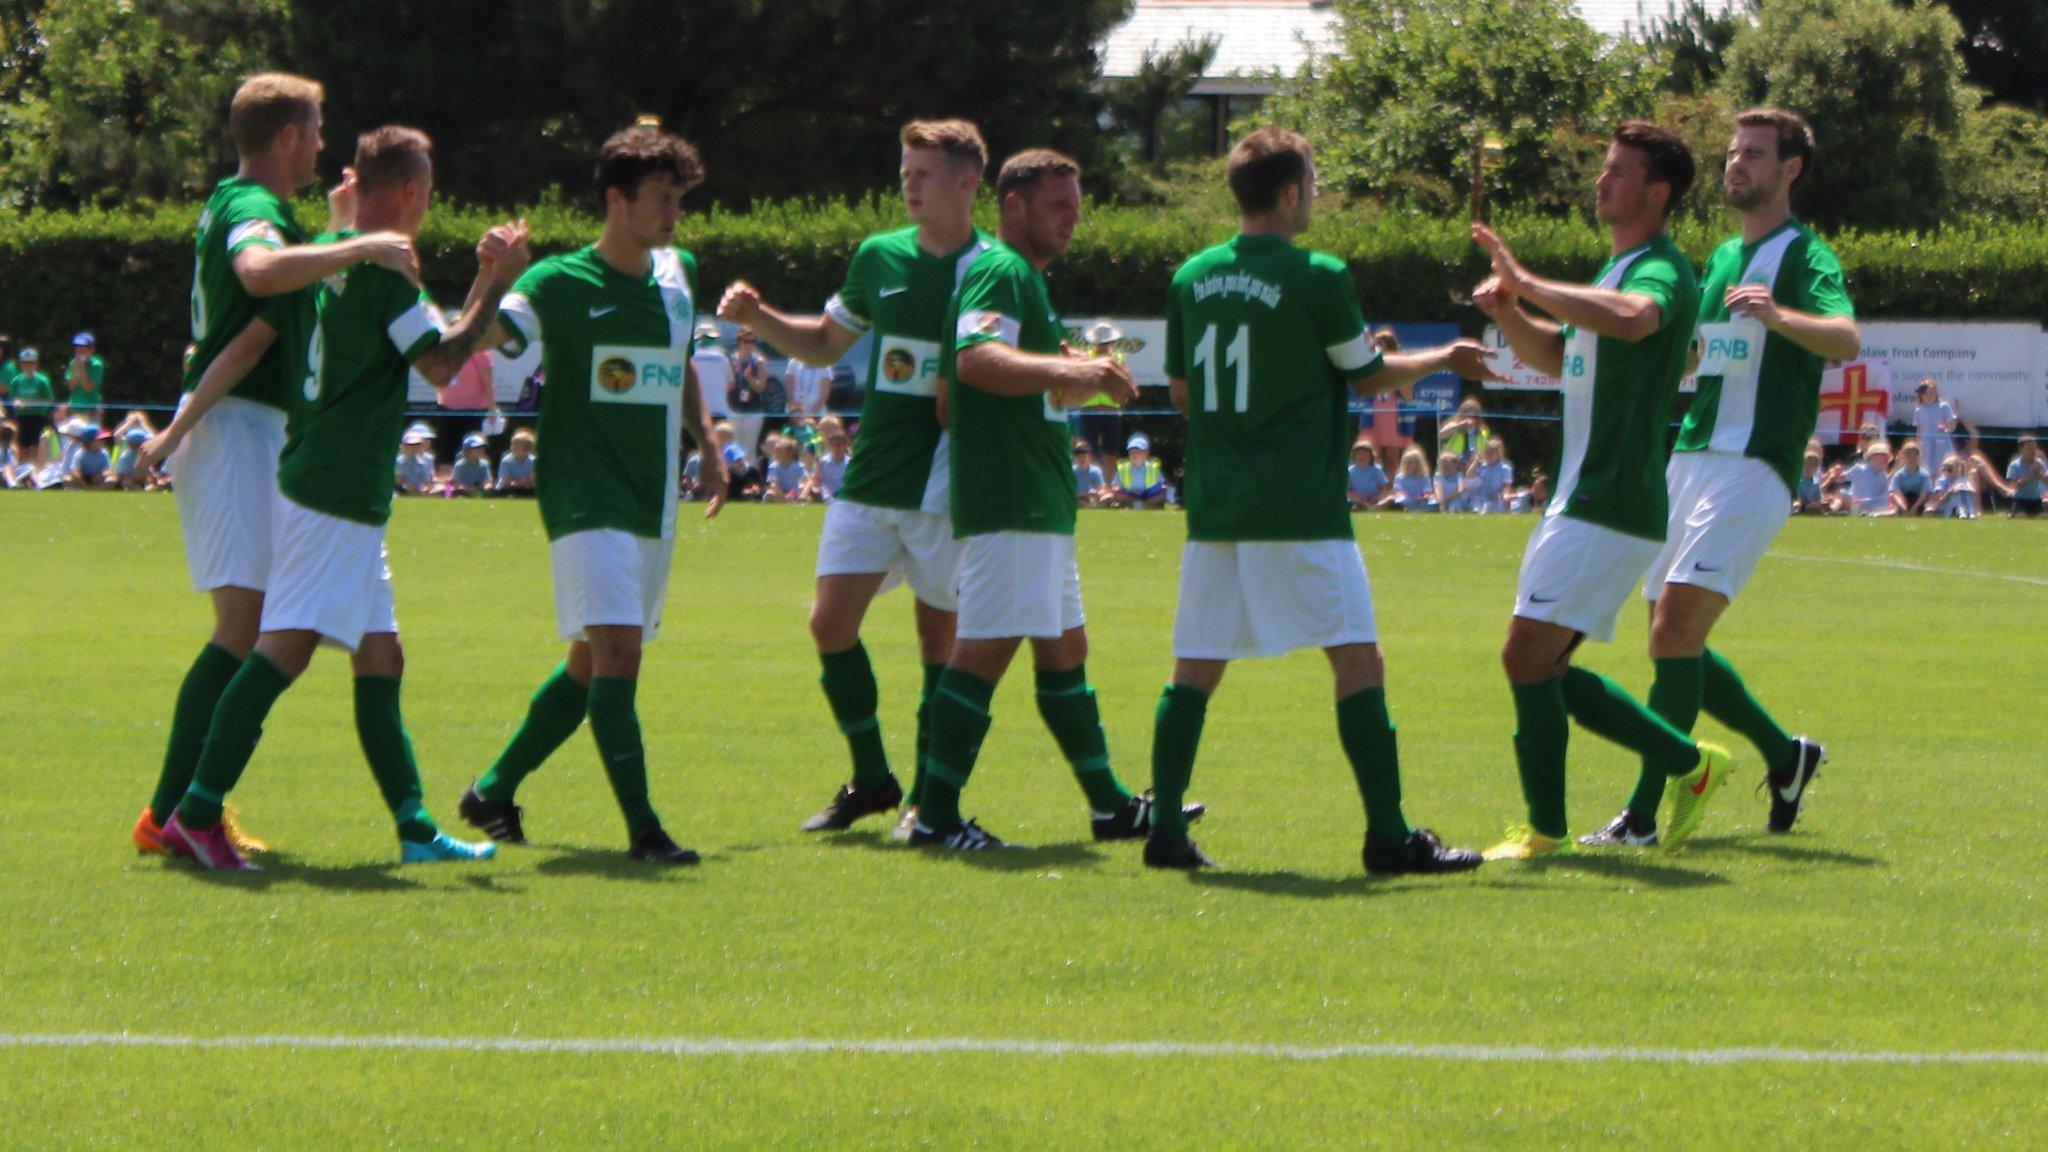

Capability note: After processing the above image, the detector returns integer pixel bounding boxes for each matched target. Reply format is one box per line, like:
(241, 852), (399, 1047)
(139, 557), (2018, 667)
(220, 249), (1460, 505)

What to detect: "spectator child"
(728, 328), (767, 454)
(496, 428), (537, 495)
(1913, 380), (1958, 478)
(1107, 433), (1167, 509)
(1933, 454), (1979, 518)
(715, 421), (762, 501)
(1835, 442), (1892, 515)
(449, 433), (493, 495)
(64, 332), (106, 423)
(1383, 446), (1434, 510)
(1347, 440), (1388, 509)
(66, 425), (114, 489)
(1466, 437), (1515, 513)
(1438, 397), (1492, 464)
(0, 421), (25, 488)
(395, 430), (435, 495)
(785, 358), (832, 417)
(797, 442), (824, 502)
(1433, 450), (1466, 512)
(1888, 440), (1932, 516)
(113, 427), (153, 490)
(1793, 450), (1826, 514)
(8, 347), (54, 462)
(2004, 435), (2046, 517)
(764, 435), (809, 502)
(815, 425), (851, 501)
(1366, 328), (1413, 474)
(1073, 441), (1108, 507)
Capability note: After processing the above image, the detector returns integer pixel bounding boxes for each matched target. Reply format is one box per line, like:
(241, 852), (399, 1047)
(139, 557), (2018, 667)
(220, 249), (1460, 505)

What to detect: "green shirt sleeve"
(222, 195), (289, 256)
(825, 239), (874, 333)
(1621, 252), (1685, 334)
(1163, 266), (1190, 380)
(682, 249), (701, 356)
(952, 260), (1027, 351)
(1795, 237), (1855, 320)
(1310, 257), (1381, 383)
(376, 271), (444, 365)
(498, 262), (552, 356)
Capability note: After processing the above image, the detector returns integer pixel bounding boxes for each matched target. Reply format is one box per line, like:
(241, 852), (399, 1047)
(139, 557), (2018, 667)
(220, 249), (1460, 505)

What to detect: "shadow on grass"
(533, 847), (701, 882)
(1681, 832), (1884, 868)
(1189, 869), (1429, 900)
(951, 840), (1106, 873)
(1484, 852), (1731, 889)
(161, 853), (423, 893)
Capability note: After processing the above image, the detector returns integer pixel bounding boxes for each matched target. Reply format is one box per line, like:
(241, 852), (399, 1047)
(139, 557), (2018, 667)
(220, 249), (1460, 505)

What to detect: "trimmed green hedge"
(4, 198), (2046, 405)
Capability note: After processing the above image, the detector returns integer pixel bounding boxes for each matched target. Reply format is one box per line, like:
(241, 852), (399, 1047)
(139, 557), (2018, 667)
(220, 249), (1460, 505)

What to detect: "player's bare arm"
(715, 280), (861, 366)
(139, 317), (278, 469)
(415, 221), (531, 387)
(233, 230), (422, 297)
(1474, 274), (1567, 378)
(1724, 285), (1861, 362)
(683, 360), (727, 520)
(956, 342), (1137, 408)
(1361, 341), (1501, 396)
(1473, 222), (1661, 343)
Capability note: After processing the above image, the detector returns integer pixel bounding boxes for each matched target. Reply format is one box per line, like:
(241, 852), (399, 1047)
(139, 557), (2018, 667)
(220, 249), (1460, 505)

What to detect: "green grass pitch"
(3, 494), (2044, 1149)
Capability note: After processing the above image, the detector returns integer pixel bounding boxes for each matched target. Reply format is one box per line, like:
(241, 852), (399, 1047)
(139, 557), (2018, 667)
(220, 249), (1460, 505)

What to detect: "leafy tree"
(3, 1), (287, 207)
(1637, 0), (1755, 96)
(1265, 0), (1619, 214)
(1103, 35), (1220, 174)
(284, 0), (1133, 207)
(1937, 0), (2048, 112)
(1950, 103), (2048, 218)
(1723, 0), (1971, 230)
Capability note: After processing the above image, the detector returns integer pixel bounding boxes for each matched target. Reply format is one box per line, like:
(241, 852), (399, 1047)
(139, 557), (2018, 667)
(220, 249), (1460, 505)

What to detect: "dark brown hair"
(995, 149), (1081, 204)
(1226, 127), (1313, 213)
(595, 124), (706, 204)
(1613, 120), (1695, 217)
(1735, 107), (1817, 190)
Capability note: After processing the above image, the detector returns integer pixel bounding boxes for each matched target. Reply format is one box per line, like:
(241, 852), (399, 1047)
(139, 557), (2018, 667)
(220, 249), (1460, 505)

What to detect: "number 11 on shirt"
(1192, 324), (1249, 413)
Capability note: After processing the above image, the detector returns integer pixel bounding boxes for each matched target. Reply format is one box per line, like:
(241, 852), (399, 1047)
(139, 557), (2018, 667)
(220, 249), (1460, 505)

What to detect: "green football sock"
(587, 677), (659, 840)
(909, 661), (943, 807)
(1511, 679), (1570, 839)
(1337, 686), (1410, 844)
(1627, 656), (1704, 822)
(175, 652), (293, 829)
(353, 675), (438, 843)
(1561, 666), (1698, 777)
(818, 642), (891, 790)
(475, 663), (588, 805)
(1149, 684), (1209, 841)
(148, 643), (244, 825)
(1034, 664), (1132, 815)
(1702, 647), (1796, 778)
(918, 669), (996, 830)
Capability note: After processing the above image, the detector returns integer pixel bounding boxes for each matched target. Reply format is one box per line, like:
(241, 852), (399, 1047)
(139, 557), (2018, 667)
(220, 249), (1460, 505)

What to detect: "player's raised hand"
(1470, 275), (1512, 318)
(1724, 284), (1782, 329)
(1471, 222), (1526, 293)
(717, 281), (763, 324)
(487, 219), (532, 283)
(359, 231), (421, 286)
(1441, 338), (1506, 382)
(326, 167), (359, 231)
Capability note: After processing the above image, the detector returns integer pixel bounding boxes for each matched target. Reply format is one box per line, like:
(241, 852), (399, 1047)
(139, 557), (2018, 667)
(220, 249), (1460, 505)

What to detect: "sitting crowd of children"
(1798, 427), (2045, 519)
(1348, 437), (1546, 514)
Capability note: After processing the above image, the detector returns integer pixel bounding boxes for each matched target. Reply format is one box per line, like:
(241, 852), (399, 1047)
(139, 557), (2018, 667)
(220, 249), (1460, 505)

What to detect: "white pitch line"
(2, 1032), (2045, 1067)
(1767, 550), (2048, 589)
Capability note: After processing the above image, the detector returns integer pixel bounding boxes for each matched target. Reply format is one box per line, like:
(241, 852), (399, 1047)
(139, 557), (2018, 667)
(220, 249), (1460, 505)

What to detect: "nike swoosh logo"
(1690, 763), (1714, 795)
(877, 286), (908, 298)
(1693, 562), (1722, 572)
(589, 306), (619, 319)
(1528, 595), (1559, 604)
(1777, 775), (1806, 804)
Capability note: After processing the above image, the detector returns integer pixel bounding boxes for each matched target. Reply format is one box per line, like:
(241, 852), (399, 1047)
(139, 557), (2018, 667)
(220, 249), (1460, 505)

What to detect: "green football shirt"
(825, 226), (992, 512)
(1165, 233), (1384, 543)
(500, 244), (698, 541)
(276, 232), (444, 527)
(1675, 219), (1854, 492)
(941, 240), (1074, 538)
(1550, 234), (1701, 541)
(64, 355), (105, 408)
(10, 370), (53, 413)
(185, 176), (307, 411)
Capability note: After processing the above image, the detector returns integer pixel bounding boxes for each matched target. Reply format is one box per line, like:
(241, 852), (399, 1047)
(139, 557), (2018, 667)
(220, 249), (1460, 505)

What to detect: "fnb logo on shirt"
(1563, 353), (1588, 378)
(590, 344), (686, 407)
(874, 334), (941, 398)
(1703, 336), (1751, 361)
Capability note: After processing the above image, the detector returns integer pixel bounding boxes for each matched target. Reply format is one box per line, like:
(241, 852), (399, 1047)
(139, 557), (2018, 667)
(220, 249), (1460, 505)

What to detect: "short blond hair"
(231, 73), (323, 156)
(900, 120), (987, 174)
(353, 126), (433, 195)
